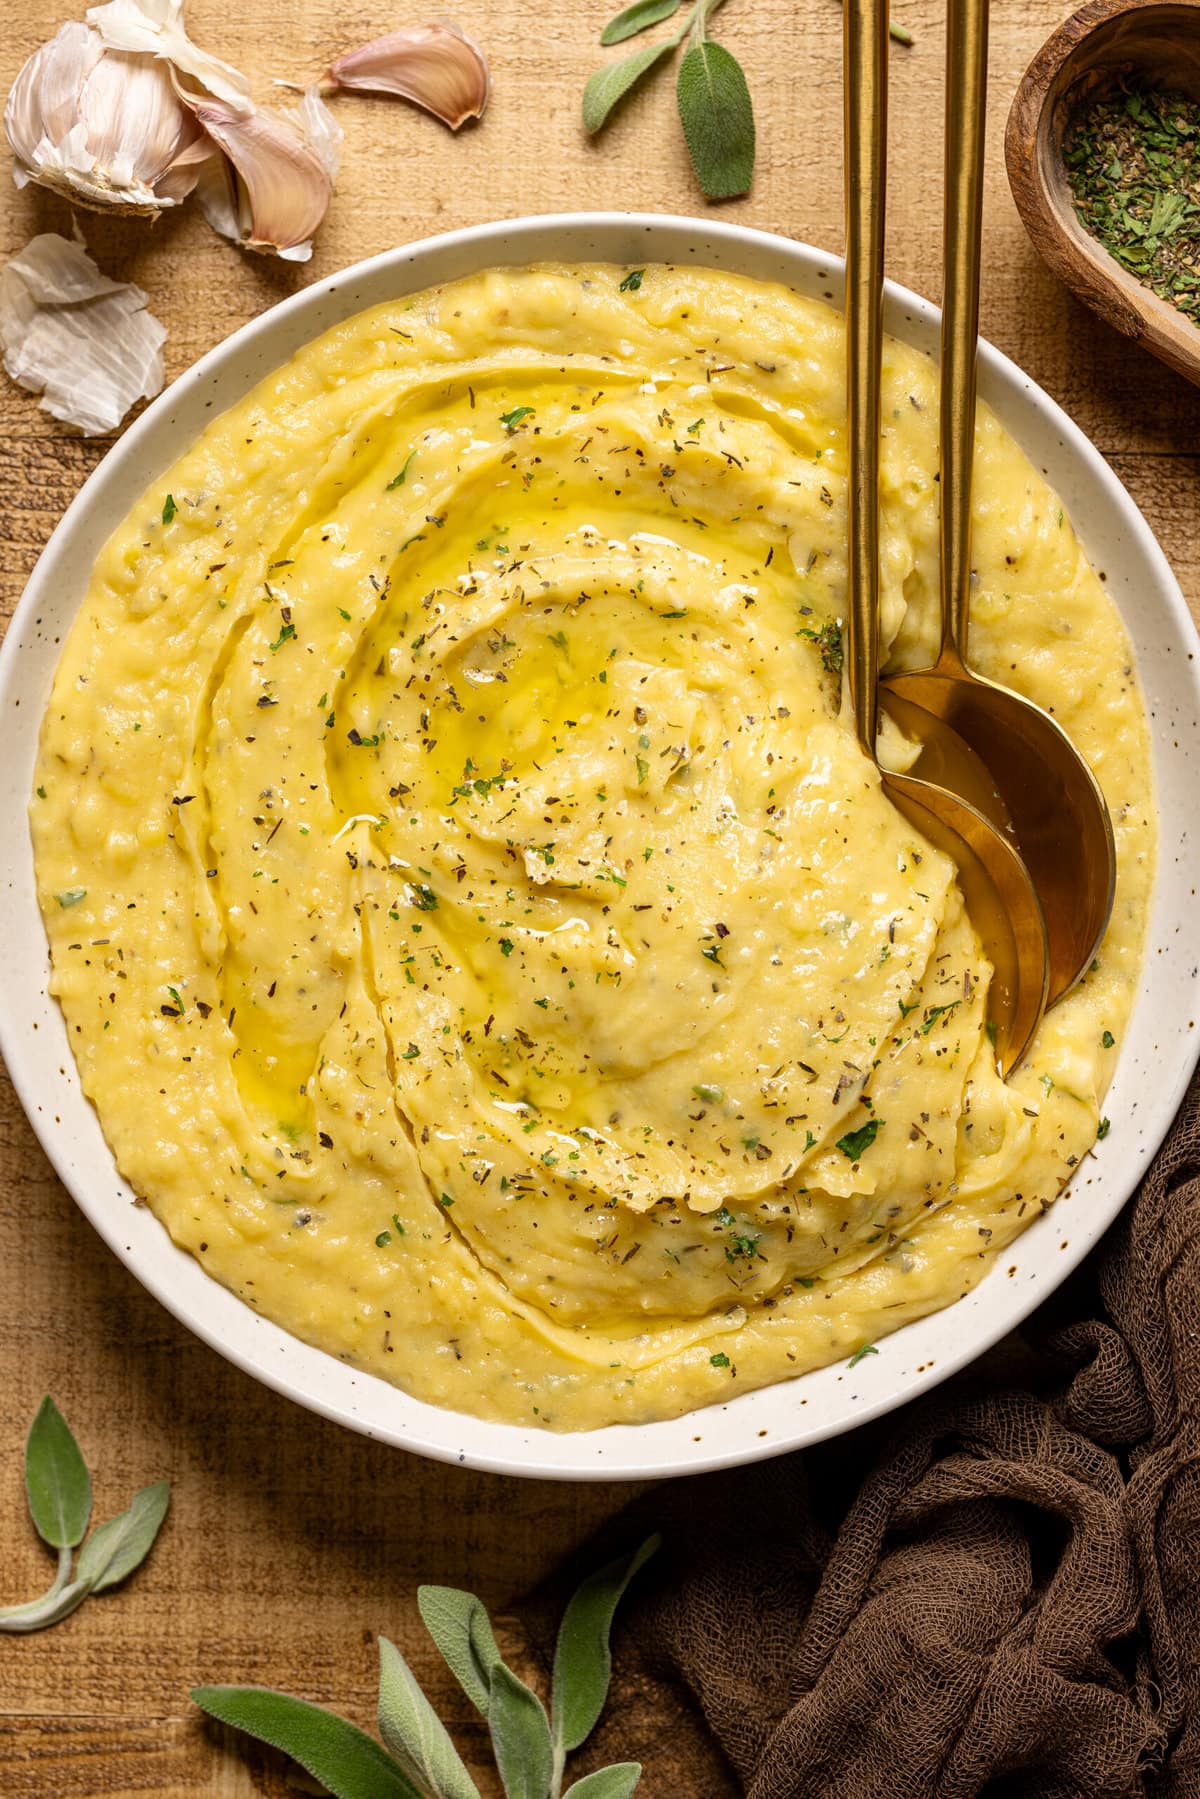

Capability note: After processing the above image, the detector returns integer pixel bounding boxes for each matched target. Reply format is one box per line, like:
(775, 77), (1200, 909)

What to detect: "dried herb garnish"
(798, 618), (844, 675)
(836, 1119), (881, 1161)
(1063, 77), (1200, 322)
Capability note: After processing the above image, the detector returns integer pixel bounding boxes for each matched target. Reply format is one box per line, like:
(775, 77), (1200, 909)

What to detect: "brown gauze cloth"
(531, 1068), (1200, 1798)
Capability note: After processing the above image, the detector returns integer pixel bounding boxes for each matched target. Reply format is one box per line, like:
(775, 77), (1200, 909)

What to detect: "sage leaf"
(676, 40), (755, 199)
(75, 1480), (170, 1593)
(487, 1661), (553, 1799)
(25, 1396), (91, 1550)
(191, 1687), (424, 1799)
(583, 39), (677, 135)
(601, 0), (681, 45)
(377, 1636), (481, 1799)
(552, 1536), (659, 1755)
(417, 1586), (503, 1716)
(563, 1766), (643, 1799)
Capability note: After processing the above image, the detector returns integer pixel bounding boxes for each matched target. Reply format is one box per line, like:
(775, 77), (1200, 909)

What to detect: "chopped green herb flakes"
(1065, 79), (1200, 322)
(836, 1119), (881, 1161)
(386, 450), (418, 489)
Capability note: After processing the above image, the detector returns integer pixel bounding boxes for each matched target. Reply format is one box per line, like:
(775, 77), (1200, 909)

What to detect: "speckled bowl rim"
(1, 212), (1197, 1482)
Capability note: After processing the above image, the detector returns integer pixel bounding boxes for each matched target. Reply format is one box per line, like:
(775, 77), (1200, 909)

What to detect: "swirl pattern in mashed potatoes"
(32, 264), (1153, 1428)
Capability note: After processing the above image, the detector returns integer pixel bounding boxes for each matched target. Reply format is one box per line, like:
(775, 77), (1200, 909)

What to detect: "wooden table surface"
(2, 0), (1198, 1793)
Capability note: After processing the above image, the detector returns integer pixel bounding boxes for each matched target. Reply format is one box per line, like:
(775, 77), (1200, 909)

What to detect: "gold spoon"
(879, 0), (1116, 1006)
(844, 0), (1049, 1076)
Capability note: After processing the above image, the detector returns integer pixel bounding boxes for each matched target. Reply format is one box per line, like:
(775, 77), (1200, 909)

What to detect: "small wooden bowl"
(1006, 0), (1200, 385)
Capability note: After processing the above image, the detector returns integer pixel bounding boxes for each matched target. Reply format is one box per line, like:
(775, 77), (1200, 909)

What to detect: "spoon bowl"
(883, 659), (1115, 1003)
(880, 687), (1011, 828)
(878, 690), (1052, 1066)
(883, 766), (1050, 1075)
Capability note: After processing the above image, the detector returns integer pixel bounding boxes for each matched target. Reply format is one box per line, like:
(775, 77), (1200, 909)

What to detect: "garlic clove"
(181, 88), (335, 261)
(6, 22), (103, 156)
(0, 230), (166, 435)
(87, 0), (251, 111)
(190, 147), (241, 248)
(80, 45), (211, 197)
(152, 128), (217, 203)
(327, 22), (489, 130)
(4, 19), (211, 214)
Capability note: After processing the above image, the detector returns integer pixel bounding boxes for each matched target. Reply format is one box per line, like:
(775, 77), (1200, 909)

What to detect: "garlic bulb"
(184, 86), (339, 262)
(328, 23), (489, 130)
(5, 19), (212, 213)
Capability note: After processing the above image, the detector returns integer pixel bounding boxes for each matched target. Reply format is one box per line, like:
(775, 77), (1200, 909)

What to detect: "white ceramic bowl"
(2, 213), (1197, 1481)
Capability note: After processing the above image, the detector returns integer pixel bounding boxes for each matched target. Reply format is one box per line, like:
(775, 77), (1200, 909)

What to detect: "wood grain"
(1, 1), (1198, 1794)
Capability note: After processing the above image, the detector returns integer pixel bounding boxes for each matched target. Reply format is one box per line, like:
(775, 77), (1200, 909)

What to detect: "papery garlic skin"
(5, 19), (211, 213)
(328, 22), (489, 130)
(0, 231), (165, 434)
(183, 88), (336, 262)
(87, 0), (250, 110)
(287, 84), (342, 184)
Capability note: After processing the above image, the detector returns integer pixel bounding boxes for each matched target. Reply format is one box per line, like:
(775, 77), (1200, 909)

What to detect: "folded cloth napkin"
(533, 1069), (1200, 1798)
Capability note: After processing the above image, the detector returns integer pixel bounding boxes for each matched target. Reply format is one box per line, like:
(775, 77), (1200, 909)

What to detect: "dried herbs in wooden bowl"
(1064, 78), (1200, 322)
(1006, 0), (1200, 388)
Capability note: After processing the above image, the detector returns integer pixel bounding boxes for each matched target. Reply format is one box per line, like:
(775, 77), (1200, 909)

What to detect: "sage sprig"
(585, 0), (914, 199)
(584, 0), (751, 201)
(193, 1533), (660, 1799)
(0, 1396), (169, 1633)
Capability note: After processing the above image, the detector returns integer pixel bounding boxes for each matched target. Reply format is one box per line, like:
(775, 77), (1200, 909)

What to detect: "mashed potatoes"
(31, 264), (1153, 1428)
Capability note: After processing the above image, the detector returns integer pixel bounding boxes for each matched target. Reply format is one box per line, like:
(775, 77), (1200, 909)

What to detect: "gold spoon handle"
(843, 0), (889, 761)
(940, 0), (989, 667)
